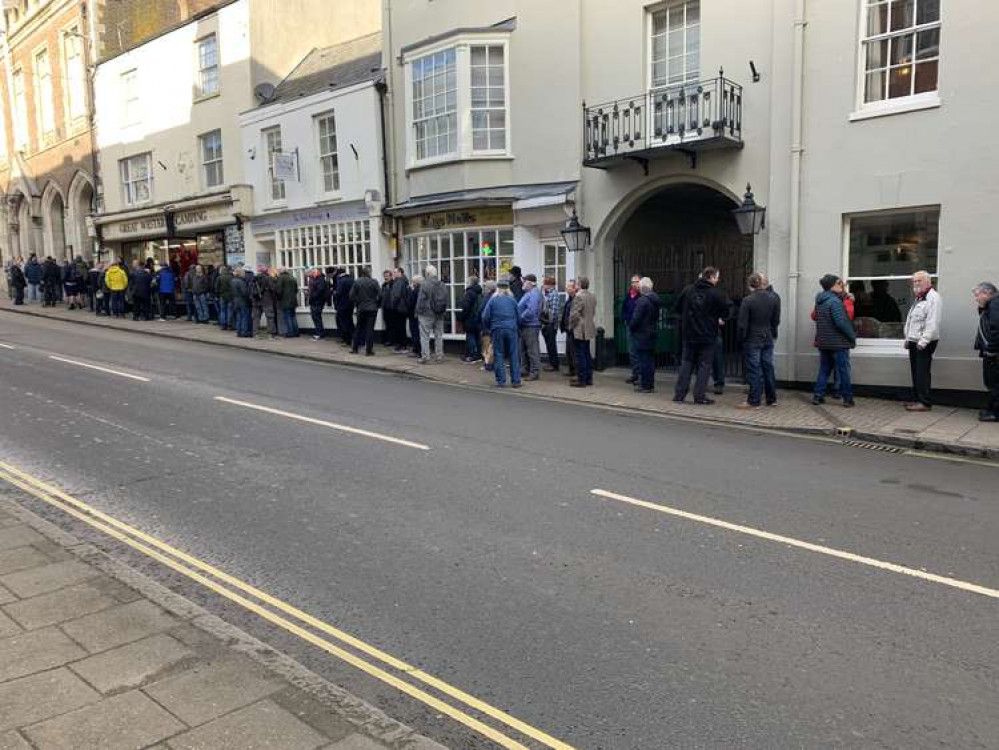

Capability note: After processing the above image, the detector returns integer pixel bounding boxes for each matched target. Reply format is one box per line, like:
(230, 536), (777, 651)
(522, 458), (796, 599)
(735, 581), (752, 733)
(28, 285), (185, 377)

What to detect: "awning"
(385, 181), (577, 217)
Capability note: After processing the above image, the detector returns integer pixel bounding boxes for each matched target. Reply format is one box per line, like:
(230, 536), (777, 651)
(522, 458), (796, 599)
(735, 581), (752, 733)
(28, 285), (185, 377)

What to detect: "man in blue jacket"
(517, 274), (543, 380)
(24, 255), (42, 303)
(812, 274), (857, 407)
(482, 279), (522, 388)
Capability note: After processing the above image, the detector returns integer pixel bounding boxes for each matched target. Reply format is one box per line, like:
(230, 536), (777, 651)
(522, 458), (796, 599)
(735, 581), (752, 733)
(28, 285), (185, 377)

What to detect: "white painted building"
(92, 0), (379, 272)
(239, 32), (391, 313)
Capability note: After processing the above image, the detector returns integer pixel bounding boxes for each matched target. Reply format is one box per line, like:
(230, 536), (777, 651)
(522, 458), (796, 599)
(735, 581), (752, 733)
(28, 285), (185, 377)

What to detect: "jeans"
(353, 310), (377, 353)
(465, 329), (481, 359)
(409, 316), (421, 356)
(281, 308), (299, 337)
(382, 310), (396, 346)
(110, 291), (125, 316)
(520, 327), (541, 376)
(713, 334), (726, 387)
(744, 340), (777, 406)
(908, 340), (937, 406)
(637, 347), (655, 390)
(27, 283), (39, 302)
(419, 315), (444, 360)
(573, 339), (593, 385)
(541, 324), (559, 370)
(159, 294), (175, 319)
(235, 306), (252, 337)
(674, 340), (715, 401)
(983, 356), (999, 416)
(627, 328), (640, 381)
(193, 293), (209, 322)
(184, 291), (195, 320)
(815, 349), (853, 401)
(218, 300), (232, 329)
(491, 328), (521, 385)
(310, 305), (325, 337)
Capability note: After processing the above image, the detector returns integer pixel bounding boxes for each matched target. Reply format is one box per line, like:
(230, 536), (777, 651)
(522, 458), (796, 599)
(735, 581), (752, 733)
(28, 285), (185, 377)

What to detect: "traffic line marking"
(591, 488), (999, 600)
(0, 343), (15, 349)
(48, 355), (150, 382)
(0, 462), (570, 750)
(214, 396), (430, 451)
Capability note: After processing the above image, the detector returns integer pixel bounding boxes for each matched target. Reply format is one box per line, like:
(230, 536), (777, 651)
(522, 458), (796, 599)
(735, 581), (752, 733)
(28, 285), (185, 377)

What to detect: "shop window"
(649, 0), (700, 88)
(315, 111), (339, 195)
(846, 207), (939, 340)
(120, 153), (152, 206)
(195, 34), (219, 99)
(859, 0), (940, 108)
(200, 129), (224, 188)
(277, 219), (372, 307)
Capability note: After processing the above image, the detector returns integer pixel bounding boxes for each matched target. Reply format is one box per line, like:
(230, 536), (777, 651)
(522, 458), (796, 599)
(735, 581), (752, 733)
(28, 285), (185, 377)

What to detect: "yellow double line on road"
(0, 461), (574, 750)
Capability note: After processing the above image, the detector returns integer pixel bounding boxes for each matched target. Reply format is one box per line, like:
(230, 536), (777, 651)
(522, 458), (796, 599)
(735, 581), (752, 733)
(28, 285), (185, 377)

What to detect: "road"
(0, 311), (997, 749)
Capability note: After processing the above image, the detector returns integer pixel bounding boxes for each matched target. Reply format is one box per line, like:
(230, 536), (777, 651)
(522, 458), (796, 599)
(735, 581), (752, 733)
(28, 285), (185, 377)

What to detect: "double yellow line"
(0, 461), (574, 750)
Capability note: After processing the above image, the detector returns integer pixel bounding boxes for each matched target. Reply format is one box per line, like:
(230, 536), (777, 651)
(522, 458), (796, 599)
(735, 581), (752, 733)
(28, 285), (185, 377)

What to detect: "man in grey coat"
(415, 264), (448, 363)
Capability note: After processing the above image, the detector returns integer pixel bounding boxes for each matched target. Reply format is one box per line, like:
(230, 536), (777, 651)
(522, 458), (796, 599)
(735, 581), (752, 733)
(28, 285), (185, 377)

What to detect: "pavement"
(2, 299), (998, 460)
(0, 485), (444, 748)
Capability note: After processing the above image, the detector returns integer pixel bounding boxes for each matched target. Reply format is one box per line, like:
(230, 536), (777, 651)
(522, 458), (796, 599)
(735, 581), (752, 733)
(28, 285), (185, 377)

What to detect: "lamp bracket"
(626, 156), (649, 177)
(678, 149), (697, 170)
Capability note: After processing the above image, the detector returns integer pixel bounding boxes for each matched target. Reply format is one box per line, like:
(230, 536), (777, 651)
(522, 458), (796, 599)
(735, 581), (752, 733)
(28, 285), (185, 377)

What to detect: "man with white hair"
(903, 270), (942, 411)
(628, 276), (660, 393)
(974, 281), (999, 422)
(415, 264), (448, 363)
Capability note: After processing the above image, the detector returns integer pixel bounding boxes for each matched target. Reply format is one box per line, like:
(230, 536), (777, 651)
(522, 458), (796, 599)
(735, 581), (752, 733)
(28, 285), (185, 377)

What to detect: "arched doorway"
(42, 183), (68, 260)
(68, 172), (95, 260)
(611, 183), (752, 373)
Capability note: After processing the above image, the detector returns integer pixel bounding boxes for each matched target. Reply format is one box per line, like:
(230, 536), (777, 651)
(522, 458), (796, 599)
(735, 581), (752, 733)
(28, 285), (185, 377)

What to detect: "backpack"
(469, 293), (485, 326)
(431, 281), (448, 315)
(248, 276), (262, 302)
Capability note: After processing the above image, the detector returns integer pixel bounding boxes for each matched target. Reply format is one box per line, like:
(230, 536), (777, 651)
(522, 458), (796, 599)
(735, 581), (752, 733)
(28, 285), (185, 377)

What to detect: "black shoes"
(979, 410), (999, 422)
(812, 395), (825, 405)
(842, 399), (856, 408)
(694, 398), (715, 405)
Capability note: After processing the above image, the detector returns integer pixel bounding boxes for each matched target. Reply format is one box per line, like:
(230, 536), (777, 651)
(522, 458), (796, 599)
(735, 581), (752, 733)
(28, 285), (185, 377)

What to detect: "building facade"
(239, 32), (391, 314)
(382, 0), (998, 393)
(92, 0), (379, 272)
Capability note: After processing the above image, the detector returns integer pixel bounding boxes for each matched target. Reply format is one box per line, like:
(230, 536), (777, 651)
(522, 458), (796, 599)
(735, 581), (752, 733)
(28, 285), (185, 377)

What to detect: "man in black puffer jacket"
(974, 282), (999, 422)
(673, 267), (729, 404)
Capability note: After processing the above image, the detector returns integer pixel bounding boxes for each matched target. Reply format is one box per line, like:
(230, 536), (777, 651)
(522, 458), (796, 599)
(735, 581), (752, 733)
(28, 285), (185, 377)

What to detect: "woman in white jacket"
(903, 270), (942, 411)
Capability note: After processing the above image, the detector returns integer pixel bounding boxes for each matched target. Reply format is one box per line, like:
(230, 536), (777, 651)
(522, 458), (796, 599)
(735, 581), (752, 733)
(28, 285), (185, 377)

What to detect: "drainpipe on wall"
(786, 0), (807, 382)
(81, 0), (102, 258)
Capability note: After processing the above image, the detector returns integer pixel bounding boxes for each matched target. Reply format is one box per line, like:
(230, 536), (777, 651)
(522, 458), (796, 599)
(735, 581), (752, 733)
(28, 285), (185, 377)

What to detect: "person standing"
(262, 268), (282, 338)
(307, 268), (329, 340)
(416, 264), (448, 363)
(9, 260), (25, 305)
(129, 263), (153, 321)
(481, 278), (522, 388)
(973, 282), (999, 422)
(903, 270), (942, 411)
(540, 277), (562, 372)
(333, 268), (355, 346)
(42, 257), (61, 307)
(214, 266), (234, 330)
(105, 260), (129, 318)
(277, 268), (300, 337)
(737, 272), (781, 409)
(458, 274), (483, 363)
(24, 255), (42, 303)
(622, 275), (642, 385)
(155, 261), (176, 320)
(408, 275), (423, 358)
(390, 268), (411, 352)
(812, 274), (857, 407)
(191, 265), (211, 323)
(629, 277), (661, 393)
(560, 279), (577, 378)
(673, 267), (729, 405)
(508, 266), (525, 301)
(349, 266), (381, 355)
(517, 274), (543, 380)
(568, 276), (597, 387)
(479, 279), (496, 370)
(182, 264), (197, 321)
(231, 267), (252, 338)
(380, 269), (395, 347)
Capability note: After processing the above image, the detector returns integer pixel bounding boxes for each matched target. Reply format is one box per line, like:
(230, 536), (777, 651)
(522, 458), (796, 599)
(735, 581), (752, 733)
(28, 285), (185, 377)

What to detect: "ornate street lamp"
(561, 209), (591, 252)
(732, 183), (767, 235)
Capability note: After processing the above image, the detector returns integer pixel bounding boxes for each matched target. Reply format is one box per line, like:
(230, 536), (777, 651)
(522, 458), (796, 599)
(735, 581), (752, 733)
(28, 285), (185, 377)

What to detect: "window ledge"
(263, 203), (288, 212)
(854, 339), (907, 356)
(849, 95), (941, 122)
(193, 91), (221, 104)
(316, 194), (343, 205)
(406, 153), (514, 173)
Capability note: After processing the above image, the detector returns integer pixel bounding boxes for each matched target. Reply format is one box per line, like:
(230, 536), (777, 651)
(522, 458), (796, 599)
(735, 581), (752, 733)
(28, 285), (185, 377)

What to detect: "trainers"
(311, 335), (321, 341)
(812, 395), (825, 405)
(694, 398), (715, 405)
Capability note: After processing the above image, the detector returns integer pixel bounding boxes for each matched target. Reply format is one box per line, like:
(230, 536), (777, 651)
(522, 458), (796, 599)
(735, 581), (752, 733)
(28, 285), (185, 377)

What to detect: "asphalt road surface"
(0, 311), (997, 749)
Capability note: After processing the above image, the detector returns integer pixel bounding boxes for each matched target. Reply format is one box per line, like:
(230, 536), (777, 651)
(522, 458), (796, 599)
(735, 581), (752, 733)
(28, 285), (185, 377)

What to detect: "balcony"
(583, 72), (743, 172)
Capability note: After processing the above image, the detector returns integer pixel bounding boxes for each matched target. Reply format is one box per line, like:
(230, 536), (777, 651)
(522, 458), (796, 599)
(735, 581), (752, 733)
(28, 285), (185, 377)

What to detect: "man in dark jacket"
(277, 269), (300, 337)
(349, 267), (381, 355)
(231, 268), (252, 338)
(622, 275), (642, 385)
(333, 269), (355, 346)
(628, 277), (661, 393)
(307, 268), (329, 340)
(380, 270), (395, 346)
(215, 266), (234, 329)
(9, 261), (26, 305)
(737, 272), (782, 408)
(673, 267), (730, 404)
(41, 257), (61, 306)
(129, 265), (153, 320)
(813, 274), (857, 407)
(25, 255), (42, 303)
(458, 274), (483, 363)
(509, 266), (525, 301)
(973, 282), (999, 422)
(560, 280), (577, 377)
(389, 268), (411, 352)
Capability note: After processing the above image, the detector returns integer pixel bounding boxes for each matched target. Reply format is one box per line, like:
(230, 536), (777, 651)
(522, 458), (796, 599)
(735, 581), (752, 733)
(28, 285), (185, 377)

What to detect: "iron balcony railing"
(584, 71), (743, 167)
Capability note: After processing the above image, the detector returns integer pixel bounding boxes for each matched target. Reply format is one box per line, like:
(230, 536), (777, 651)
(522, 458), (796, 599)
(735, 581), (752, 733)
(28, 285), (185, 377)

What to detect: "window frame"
(199, 129), (224, 189)
(314, 110), (340, 198)
(195, 33), (220, 100)
(277, 219), (372, 308)
(33, 45), (55, 138)
(469, 44), (508, 155)
(12, 67), (29, 150)
(646, 0), (701, 91)
(853, 0), (942, 119)
(841, 205), (941, 351)
(121, 68), (140, 126)
(403, 36), (512, 169)
(120, 152), (153, 207)
(61, 25), (88, 128)
(262, 126), (286, 205)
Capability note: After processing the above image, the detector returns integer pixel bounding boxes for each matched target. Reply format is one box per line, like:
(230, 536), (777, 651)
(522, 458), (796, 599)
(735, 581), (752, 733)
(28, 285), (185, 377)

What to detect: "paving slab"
(0, 610), (21, 639)
(0, 526), (44, 553)
(0, 585), (13, 606)
(144, 659), (284, 727)
(0, 546), (51, 576)
(0, 627), (87, 682)
(0, 669), (99, 732)
(23, 690), (185, 750)
(3, 580), (118, 630)
(166, 699), (327, 750)
(0, 731), (30, 750)
(0, 560), (98, 599)
(60, 599), (179, 653)
(70, 633), (195, 694)
(326, 735), (391, 750)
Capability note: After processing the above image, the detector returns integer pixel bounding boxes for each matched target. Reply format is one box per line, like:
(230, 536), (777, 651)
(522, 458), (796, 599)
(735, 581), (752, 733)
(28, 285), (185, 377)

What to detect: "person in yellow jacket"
(105, 261), (129, 318)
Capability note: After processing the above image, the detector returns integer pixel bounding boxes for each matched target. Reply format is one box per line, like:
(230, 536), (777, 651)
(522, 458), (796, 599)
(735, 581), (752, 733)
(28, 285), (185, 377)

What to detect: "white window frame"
(199, 129), (224, 189)
(263, 126), (286, 205)
(841, 205), (941, 353)
(646, 0), (701, 90)
(195, 33), (220, 100)
(34, 46), (55, 137)
(314, 111), (340, 197)
(61, 25), (88, 128)
(121, 69), (140, 126)
(851, 0), (941, 121)
(12, 67), (29, 150)
(403, 35), (511, 169)
(120, 152), (153, 207)
(469, 44), (507, 154)
(277, 219), (372, 307)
